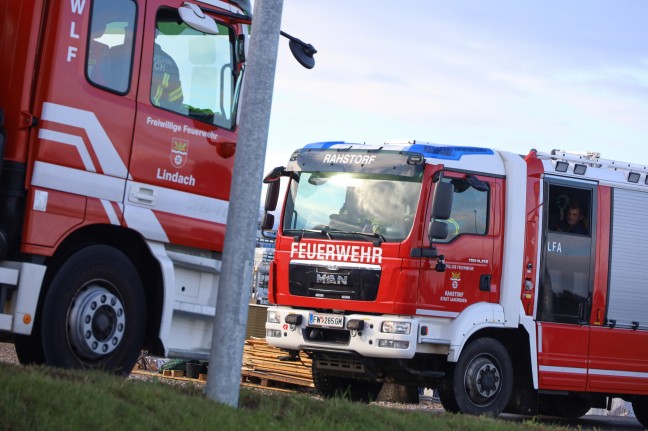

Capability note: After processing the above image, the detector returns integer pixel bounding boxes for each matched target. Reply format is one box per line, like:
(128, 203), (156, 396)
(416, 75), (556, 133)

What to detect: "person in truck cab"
(559, 201), (588, 235)
(87, 7), (113, 87)
(151, 31), (184, 112)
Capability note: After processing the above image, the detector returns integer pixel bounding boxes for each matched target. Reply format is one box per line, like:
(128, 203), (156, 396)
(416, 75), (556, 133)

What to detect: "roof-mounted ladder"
(535, 149), (648, 186)
(536, 149), (648, 174)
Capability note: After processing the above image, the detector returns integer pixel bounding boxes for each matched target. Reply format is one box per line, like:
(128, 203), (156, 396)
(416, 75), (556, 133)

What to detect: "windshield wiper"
(325, 229), (386, 245)
(283, 228), (332, 241)
(284, 228), (385, 245)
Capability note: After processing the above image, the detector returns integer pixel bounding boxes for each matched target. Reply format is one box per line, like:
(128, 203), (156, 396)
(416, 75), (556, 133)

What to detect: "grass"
(0, 362), (571, 431)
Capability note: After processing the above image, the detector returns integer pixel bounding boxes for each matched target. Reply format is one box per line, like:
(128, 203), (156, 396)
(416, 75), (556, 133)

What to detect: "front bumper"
(265, 305), (418, 359)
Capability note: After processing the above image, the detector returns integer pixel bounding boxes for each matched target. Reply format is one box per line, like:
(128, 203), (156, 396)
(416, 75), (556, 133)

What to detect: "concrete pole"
(206, 0), (284, 407)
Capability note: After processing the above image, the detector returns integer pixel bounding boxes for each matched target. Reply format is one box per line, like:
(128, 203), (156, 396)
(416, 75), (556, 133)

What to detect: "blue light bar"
(405, 144), (494, 160)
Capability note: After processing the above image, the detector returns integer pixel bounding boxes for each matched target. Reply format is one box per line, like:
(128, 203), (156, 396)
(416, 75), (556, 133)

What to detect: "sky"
(262, 0), (648, 175)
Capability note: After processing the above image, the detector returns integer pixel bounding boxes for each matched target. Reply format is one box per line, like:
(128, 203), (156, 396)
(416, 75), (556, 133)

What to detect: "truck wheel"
(41, 245), (146, 374)
(538, 394), (590, 418)
(438, 337), (513, 416)
(312, 362), (383, 402)
(633, 397), (648, 428)
(437, 366), (460, 413)
(14, 332), (45, 365)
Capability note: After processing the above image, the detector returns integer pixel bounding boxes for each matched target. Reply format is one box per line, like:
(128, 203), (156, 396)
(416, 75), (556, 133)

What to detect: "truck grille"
(289, 261), (381, 301)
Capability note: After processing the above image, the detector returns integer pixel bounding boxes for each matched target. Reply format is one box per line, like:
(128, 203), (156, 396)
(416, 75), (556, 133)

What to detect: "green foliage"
(0, 362), (569, 431)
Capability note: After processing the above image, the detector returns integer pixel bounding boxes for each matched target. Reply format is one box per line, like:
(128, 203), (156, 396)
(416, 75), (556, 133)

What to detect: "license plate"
(308, 312), (344, 328)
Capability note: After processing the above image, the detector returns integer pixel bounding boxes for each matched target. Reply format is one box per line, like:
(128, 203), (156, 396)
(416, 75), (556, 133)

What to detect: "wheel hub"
(464, 356), (501, 405)
(476, 364), (499, 396)
(69, 285), (126, 359)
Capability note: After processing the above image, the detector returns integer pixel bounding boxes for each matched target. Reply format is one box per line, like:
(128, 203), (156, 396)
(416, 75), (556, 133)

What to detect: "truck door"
(418, 173), (498, 317)
(27, 0), (139, 248)
(126, 3), (240, 251)
(536, 178), (596, 391)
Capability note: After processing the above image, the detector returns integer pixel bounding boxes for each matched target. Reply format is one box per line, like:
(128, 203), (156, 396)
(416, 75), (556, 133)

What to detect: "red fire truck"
(0, 0), (257, 373)
(263, 141), (648, 425)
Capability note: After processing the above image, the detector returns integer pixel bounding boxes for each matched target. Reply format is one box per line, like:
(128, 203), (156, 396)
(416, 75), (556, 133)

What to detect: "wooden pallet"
(241, 337), (314, 389)
(131, 369), (202, 383)
(130, 338), (314, 390)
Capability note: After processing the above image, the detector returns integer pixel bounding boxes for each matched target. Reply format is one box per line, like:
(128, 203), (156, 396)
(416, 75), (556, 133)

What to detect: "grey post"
(206, 0), (284, 406)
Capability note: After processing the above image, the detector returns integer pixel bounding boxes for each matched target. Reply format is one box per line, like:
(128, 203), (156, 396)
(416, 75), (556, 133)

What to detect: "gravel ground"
(0, 342), (18, 365)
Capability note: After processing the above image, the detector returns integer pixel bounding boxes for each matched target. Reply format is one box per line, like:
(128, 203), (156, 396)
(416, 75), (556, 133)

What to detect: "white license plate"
(308, 312), (344, 328)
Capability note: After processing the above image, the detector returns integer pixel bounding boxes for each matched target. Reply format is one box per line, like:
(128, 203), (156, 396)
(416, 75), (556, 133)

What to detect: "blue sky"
(263, 0), (648, 173)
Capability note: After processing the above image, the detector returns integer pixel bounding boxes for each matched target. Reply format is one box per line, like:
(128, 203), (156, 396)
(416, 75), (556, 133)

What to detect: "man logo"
(316, 274), (348, 285)
(170, 138), (189, 168)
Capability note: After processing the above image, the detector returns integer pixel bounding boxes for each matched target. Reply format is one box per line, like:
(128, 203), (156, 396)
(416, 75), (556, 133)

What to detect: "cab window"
(436, 176), (489, 243)
(86, 0), (137, 94)
(546, 184), (591, 236)
(152, 8), (236, 130)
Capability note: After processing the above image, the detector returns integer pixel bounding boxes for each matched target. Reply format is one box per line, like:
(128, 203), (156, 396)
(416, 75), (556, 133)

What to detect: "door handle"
(129, 186), (156, 205)
(479, 274), (491, 292)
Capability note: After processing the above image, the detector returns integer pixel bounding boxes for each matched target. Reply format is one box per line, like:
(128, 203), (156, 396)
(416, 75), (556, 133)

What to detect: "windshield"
(282, 172), (423, 242)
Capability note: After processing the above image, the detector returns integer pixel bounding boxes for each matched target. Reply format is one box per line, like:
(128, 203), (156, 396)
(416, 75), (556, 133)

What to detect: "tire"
(538, 394), (591, 419)
(438, 337), (513, 416)
(437, 364), (461, 413)
(14, 332), (45, 365)
(633, 397), (648, 428)
(41, 245), (146, 374)
(0, 107), (5, 152)
(312, 360), (383, 402)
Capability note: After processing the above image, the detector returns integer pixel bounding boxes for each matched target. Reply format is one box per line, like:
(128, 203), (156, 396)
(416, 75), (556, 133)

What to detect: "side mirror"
(289, 40), (316, 69)
(263, 166), (286, 183)
(281, 31), (317, 69)
(431, 181), (453, 220)
(264, 181), (280, 212)
(466, 175), (489, 192)
(261, 213), (275, 230)
(178, 2), (219, 34)
(236, 34), (247, 63)
(429, 221), (449, 241)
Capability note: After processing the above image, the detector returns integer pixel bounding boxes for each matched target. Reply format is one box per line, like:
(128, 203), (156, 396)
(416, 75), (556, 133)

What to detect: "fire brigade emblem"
(170, 138), (189, 168)
(450, 272), (461, 289)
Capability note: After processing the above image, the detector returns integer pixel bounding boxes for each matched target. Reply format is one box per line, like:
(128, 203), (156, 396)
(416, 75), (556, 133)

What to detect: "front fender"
(439, 302), (505, 362)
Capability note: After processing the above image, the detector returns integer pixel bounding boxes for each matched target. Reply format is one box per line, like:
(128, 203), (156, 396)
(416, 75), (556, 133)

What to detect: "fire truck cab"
(0, 0), (250, 373)
(263, 141), (648, 426)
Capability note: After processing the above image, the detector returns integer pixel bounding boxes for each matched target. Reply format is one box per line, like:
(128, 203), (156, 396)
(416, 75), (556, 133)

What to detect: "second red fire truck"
(263, 141), (648, 425)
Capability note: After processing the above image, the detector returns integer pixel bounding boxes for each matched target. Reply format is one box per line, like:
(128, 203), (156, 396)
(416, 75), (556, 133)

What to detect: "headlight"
(378, 339), (410, 349)
(266, 329), (282, 338)
(267, 310), (281, 324)
(381, 320), (411, 335)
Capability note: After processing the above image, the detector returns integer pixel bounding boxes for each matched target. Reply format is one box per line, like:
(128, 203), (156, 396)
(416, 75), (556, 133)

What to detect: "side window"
(87, 0), (137, 94)
(152, 8), (236, 130)
(436, 176), (489, 243)
(546, 184), (591, 236)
